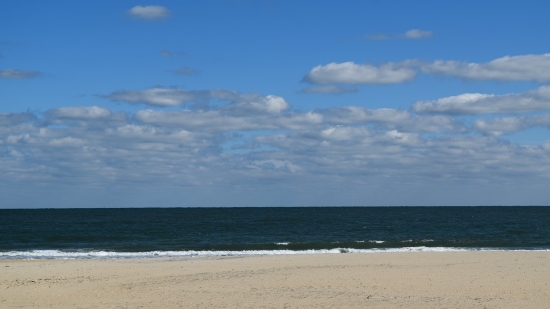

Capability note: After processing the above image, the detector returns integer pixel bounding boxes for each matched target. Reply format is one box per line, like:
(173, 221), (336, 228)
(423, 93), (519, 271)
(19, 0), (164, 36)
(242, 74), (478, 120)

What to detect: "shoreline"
(2, 251), (549, 308)
(2, 247), (550, 260)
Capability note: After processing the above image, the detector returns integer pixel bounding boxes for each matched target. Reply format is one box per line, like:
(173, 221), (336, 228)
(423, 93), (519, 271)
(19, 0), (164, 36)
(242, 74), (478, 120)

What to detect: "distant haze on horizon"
(1, 1), (550, 207)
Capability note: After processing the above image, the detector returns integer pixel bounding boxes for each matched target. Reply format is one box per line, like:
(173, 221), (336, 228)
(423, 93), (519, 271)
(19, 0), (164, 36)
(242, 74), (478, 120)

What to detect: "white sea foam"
(276, 242), (290, 245)
(2, 247), (547, 260)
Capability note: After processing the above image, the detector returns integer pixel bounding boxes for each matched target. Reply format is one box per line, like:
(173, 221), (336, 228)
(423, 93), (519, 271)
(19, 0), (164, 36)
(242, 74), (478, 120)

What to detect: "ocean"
(1, 207), (549, 259)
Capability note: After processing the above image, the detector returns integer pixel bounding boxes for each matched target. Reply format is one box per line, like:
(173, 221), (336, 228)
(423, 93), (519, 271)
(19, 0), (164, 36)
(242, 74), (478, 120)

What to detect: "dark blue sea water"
(1, 207), (549, 259)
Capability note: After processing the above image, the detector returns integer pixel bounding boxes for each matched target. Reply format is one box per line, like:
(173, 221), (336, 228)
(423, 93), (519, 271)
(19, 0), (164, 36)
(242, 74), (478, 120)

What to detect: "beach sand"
(1, 251), (549, 308)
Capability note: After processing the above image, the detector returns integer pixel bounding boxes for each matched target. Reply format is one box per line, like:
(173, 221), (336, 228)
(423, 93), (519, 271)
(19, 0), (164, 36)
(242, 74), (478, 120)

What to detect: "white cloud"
(92, 87), (469, 134)
(128, 100), (457, 134)
(304, 62), (417, 85)
(250, 126), (550, 198)
(421, 54), (550, 82)
(473, 117), (527, 136)
(103, 88), (196, 107)
(225, 95), (290, 114)
(300, 85), (357, 94)
(474, 114), (550, 135)
(302, 53), (550, 86)
(134, 108), (321, 132)
(44, 106), (128, 129)
(160, 50), (172, 57)
(46, 106), (112, 120)
(325, 107), (465, 133)
(102, 88), (290, 113)
(127, 5), (170, 19)
(0, 69), (41, 79)
(3, 93), (550, 206)
(413, 86), (550, 115)
(327, 107), (411, 125)
(404, 29), (432, 39)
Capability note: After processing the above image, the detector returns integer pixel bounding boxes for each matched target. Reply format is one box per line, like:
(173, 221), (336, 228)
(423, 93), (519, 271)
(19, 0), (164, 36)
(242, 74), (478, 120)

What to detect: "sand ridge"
(1, 251), (549, 308)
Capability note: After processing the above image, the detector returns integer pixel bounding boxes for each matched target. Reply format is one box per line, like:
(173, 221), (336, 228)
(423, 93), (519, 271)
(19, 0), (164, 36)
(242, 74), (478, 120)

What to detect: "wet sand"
(1, 251), (549, 308)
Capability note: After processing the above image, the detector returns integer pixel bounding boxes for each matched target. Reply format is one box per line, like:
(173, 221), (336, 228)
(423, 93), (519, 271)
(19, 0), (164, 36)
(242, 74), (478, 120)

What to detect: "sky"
(1, 0), (550, 207)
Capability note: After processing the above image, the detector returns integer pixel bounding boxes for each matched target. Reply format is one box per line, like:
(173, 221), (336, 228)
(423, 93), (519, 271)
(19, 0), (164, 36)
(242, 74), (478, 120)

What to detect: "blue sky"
(2, 0), (550, 207)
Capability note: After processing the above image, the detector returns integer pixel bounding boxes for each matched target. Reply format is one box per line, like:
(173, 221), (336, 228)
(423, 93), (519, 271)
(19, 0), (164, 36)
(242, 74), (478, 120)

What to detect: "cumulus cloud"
(172, 67), (199, 76)
(99, 87), (469, 134)
(103, 88), (196, 107)
(252, 127), (550, 193)
(325, 107), (466, 133)
(134, 109), (320, 132)
(3, 89), (550, 206)
(413, 86), (550, 115)
(302, 53), (550, 86)
(403, 29), (432, 39)
(44, 106), (129, 129)
(300, 85), (357, 94)
(132, 105), (462, 135)
(474, 114), (550, 135)
(101, 87), (291, 112)
(224, 95), (290, 115)
(421, 54), (550, 82)
(303, 62), (417, 85)
(127, 5), (170, 19)
(2, 109), (550, 207)
(0, 69), (41, 79)
(46, 106), (112, 120)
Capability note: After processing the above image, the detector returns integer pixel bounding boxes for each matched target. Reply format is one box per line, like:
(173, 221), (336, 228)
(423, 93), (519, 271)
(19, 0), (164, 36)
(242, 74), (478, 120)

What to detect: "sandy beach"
(1, 251), (549, 308)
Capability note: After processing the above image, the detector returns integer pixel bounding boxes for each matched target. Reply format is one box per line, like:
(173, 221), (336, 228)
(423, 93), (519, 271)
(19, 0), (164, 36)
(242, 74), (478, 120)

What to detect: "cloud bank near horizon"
(3, 46), (550, 206)
(2, 84), (550, 199)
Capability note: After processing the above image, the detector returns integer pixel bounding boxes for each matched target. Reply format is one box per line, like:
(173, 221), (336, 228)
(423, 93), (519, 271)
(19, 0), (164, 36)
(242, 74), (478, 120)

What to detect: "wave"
(1, 247), (548, 260)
